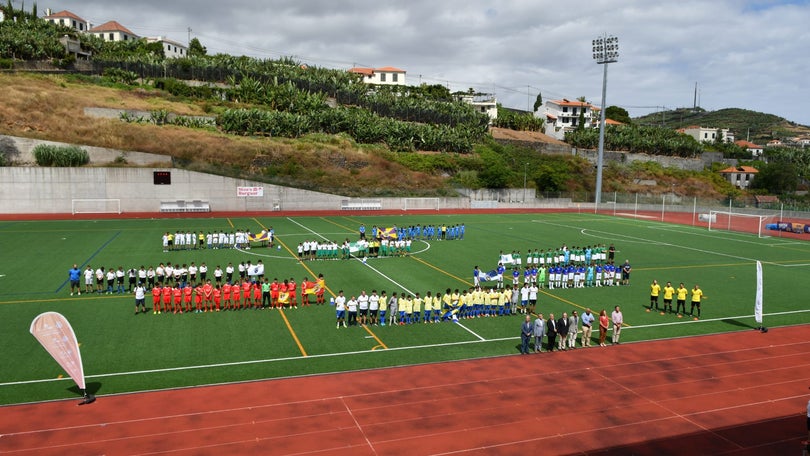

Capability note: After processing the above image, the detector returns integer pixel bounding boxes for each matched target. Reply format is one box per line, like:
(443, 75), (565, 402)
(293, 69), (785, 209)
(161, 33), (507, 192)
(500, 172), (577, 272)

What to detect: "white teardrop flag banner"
(30, 312), (86, 391)
(754, 261), (763, 325)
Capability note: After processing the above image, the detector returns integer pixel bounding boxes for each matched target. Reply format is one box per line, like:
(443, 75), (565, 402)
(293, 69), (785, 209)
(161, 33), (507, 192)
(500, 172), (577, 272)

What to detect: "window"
(72, 20), (77, 28)
(109, 33), (114, 41)
(380, 73), (386, 82)
(392, 73), (398, 82)
(562, 107), (568, 113)
(60, 19), (65, 25)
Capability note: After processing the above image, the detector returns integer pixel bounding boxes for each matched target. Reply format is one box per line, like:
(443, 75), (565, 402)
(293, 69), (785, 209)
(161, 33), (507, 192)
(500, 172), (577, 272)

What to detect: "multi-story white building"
(43, 9), (89, 32)
(458, 94), (498, 124)
(89, 20), (138, 42)
(539, 99), (599, 140)
(146, 36), (188, 59)
(348, 66), (406, 86)
(680, 126), (734, 143)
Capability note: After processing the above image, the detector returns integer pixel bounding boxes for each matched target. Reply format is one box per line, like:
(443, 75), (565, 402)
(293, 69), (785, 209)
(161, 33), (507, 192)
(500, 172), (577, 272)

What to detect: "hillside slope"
(0, 73), (448, 196)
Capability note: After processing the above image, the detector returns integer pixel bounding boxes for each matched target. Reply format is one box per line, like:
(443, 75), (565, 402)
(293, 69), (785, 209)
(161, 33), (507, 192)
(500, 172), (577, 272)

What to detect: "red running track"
(2, 325), (810, 455)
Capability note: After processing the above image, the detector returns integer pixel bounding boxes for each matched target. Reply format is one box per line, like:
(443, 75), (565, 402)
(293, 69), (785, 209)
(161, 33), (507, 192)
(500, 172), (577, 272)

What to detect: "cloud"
(48, 0), (810, 125)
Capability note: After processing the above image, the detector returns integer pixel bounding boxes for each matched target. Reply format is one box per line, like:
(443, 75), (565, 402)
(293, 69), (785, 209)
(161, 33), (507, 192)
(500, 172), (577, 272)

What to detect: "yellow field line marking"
(409, 256), (472, 287)
(226, 218), (234, 228)
(278, 308), (307, 357)
(254, 218), (337, 298)
(362, 324), (388, 350)
(320, 217), (355, 233)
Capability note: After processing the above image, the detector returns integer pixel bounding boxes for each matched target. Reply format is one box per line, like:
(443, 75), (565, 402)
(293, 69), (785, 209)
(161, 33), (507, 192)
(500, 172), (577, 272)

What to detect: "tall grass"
(32, 144), (89, 166)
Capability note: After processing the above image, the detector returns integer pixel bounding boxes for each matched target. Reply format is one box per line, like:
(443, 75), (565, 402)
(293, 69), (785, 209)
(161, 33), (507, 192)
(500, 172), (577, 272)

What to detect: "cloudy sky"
(43, 0), (810, 125)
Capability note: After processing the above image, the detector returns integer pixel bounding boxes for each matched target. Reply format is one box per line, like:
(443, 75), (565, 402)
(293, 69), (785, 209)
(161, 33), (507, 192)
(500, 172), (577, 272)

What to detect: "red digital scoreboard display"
(153, 171), (171, 185)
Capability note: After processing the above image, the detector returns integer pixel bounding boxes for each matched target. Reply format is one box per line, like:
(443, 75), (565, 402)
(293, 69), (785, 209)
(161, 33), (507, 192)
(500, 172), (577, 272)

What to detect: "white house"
(540, 99), (599, 140)
(680, 126), (734, 143)
(146, 36), (188, 59)
(734, 140), (764, 157)
(89, 20), (138, 42)
(719, 165), (758, 189)
(43, 9), (89, 32)
(348, 66), (406, 85)
(459, 94), (498, 124)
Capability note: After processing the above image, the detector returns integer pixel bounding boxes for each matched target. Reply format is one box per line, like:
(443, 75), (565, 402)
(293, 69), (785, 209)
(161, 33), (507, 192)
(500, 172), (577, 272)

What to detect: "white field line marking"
(4, 309), (808, 389)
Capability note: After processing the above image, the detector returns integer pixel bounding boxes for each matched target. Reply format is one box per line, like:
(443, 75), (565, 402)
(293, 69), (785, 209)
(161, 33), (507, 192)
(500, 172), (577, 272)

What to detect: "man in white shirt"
(334, 291), (347, 328)
(612, 305), (623, 344)
(134, 283), (146, 314)
(368, 290), (380, 325)
(357, 290), (370, 326)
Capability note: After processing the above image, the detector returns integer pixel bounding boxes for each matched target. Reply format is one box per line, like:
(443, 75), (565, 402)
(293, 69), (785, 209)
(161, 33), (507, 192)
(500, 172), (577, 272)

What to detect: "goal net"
(707, 210), (774, 238)
(72, 199), (121, 215)
(403, 198), (440, 211)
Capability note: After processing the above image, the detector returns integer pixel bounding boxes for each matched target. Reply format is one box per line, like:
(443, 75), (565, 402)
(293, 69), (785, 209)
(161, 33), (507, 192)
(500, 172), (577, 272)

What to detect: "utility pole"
(592, 34), (619, 205)
(187, 27), (192, 46)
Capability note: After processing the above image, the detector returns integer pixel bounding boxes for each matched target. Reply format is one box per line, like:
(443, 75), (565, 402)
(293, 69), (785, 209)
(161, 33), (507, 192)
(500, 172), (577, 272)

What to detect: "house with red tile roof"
(540, 99), (600, 140)
(89, 20), (138, 42)
(719, 165), (758, 189)
(43, 9), (89, 32)
(348, 66), (406, 85)
(734, 140), (764, 157)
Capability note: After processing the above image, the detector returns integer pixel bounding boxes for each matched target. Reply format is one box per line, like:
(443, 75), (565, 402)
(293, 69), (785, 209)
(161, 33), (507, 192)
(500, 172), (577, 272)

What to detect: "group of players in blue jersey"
(359, 223), (466, 242)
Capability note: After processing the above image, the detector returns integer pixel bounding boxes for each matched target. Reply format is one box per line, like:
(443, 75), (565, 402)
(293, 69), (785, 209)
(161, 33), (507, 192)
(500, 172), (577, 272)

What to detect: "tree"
(188, 37), (207, 57)
(749, 161), (799, 194)
(533, 92), (543, 112)
(605, 105), (631, 124)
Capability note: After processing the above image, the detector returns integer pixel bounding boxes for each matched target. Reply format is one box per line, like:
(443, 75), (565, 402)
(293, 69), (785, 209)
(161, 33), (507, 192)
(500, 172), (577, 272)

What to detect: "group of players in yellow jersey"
(648, 280), (706, 320)
(333, 285), (524, 328)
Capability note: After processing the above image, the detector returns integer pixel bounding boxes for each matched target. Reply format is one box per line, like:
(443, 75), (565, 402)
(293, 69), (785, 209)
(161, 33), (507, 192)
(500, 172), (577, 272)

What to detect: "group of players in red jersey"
(146, 275), (326, 314)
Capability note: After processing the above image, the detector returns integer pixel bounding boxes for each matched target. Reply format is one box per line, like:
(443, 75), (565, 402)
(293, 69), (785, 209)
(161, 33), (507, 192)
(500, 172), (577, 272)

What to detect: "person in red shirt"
(270, 278), (280, 308)
(183, 284), (193, 313)
(222, 283), (232, 310)
(161, 285), (172, 313)
(288, 277), (297, 309)
(301, 277), (311, 306)
(232, 282), (241, 310)
(202, 280), (214, 312)
(194, 283), (203, 313)
(151, 285), (161, 314)
(252, 282), (261, 309)
(173, 285), (183, 314)
(213, 285), (222, 312)
(242, 280), (252, 308)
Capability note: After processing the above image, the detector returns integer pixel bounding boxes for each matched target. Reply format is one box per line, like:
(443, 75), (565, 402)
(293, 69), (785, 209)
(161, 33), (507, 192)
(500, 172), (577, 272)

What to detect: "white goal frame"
(402, 197), (440, 211)
(71, 198), (122, 215)
(707, 210), (772, 238)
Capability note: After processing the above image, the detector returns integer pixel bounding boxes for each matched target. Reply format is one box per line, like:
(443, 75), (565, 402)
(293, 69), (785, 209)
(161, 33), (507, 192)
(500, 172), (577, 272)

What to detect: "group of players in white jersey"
(161, 229), (274, 252)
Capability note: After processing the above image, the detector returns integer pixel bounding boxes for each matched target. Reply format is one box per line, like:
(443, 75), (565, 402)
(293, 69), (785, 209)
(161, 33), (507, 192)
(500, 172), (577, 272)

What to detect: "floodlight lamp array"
(592, 36), (619, 63)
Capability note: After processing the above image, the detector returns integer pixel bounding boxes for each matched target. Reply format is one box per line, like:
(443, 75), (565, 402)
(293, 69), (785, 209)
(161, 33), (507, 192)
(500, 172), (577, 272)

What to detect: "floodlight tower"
(592, 34), (619, 205)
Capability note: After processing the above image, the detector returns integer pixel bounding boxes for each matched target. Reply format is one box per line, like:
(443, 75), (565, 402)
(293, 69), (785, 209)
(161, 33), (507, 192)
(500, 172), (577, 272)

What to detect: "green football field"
(1, 212), (808, 405)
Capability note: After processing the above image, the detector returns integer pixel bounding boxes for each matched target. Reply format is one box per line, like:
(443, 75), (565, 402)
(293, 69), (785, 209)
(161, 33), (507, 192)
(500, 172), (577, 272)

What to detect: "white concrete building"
(540, 99), (599, 140)
(44, 9), (89, 32)
(146, 36), (188, 58)
(680, 126), (734, 143)
(348, 66), (406, 86)
(89, 20), (138, 42)
(459, 94), (498, 123)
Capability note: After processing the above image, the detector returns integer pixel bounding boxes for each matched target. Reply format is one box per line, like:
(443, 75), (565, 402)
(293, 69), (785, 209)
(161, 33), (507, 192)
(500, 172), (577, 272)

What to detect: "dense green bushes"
(565, 124), (704, 157)
(33, 144), (89, 166)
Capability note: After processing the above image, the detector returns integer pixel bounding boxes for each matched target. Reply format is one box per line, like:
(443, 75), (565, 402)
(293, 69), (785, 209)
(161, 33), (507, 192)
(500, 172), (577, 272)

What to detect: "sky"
(38, 0), (810, 126)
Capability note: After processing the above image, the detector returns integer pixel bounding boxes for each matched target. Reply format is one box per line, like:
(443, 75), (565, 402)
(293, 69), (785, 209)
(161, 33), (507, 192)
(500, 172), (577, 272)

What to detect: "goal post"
(71, 199), (122, 215)
(402, 197), (440, 211)
(707, 210), (774, 238)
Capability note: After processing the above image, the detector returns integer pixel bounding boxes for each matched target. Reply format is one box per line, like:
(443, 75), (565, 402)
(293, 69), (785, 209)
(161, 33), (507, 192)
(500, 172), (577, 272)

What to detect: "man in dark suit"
(557, 311), (569, 350)
(546, 313), (557, 352)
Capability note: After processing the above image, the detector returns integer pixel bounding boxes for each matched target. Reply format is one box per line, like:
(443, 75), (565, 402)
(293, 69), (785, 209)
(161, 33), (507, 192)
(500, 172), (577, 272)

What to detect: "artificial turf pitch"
(1, 212), (808, 405)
